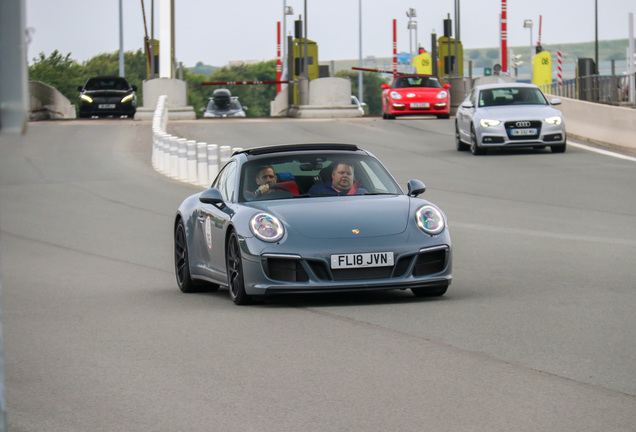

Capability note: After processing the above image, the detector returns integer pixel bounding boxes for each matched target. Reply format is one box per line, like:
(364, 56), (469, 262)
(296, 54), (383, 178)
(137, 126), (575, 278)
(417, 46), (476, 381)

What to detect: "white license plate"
(511, 128), (537, 136)
(331, 252), (394, 269)
(99, 104), (116, 109)
(410, 102), (430, 109)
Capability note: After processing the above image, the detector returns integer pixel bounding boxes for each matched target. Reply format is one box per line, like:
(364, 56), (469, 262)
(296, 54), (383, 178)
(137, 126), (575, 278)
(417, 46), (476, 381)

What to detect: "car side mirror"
(381, 84), (390, 90)
(77, 86), (83, 91)
(407, 179), (426, 197)
(549, 98), (562, 106)
(199, 188), (224, 205)
(461, 101), (474, 109)
(443, 83), (451, 89)
(132, 85), (138, 92)
(243, 106), (248, 111)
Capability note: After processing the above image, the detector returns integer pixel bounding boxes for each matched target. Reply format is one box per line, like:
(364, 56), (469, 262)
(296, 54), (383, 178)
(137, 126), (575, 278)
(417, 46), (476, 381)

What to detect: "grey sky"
(25, 0), (635, 67)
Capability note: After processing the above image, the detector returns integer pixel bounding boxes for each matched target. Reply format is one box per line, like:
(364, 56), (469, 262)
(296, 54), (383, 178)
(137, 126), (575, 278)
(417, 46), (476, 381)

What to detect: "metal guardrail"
(540, 74), (636, 107)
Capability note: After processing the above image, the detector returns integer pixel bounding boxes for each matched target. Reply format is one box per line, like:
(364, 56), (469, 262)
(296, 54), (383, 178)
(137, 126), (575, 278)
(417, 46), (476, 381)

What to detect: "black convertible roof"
(237, 143), (359, 156)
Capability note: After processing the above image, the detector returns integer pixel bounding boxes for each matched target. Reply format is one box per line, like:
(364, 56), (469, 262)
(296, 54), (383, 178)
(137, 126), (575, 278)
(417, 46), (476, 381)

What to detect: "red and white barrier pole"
(557, 51), (562, 87)
(276, 21), (282, 94)
(393, 19), (397, 78)
(501, 0), (508, 73)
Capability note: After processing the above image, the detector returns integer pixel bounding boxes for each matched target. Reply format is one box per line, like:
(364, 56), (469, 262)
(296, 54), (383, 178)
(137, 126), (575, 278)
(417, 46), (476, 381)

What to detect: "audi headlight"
(250, 213), (284, 242)
(437, 90), (448, 99)
(121, 94), (134, 103)
(389, 91), (403, 100)
(415, 205), (445, 235)
(80, 94), (93, 103)
(480, 119), (501, 128)
(545, 116), (562, 125)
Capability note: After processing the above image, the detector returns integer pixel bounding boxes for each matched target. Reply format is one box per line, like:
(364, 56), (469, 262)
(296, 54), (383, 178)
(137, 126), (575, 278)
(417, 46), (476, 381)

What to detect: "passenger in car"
(308, 162), (368, 196)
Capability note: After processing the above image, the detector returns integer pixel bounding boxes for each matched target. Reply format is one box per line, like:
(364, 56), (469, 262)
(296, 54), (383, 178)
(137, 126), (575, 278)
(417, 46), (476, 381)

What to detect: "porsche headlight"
(80, 94), (93, 103)
(545, 116), (562, 125)
(250, 213), (284, 242)
(415, 205), (445, 235)
(389, 91), (403, 100)
(479, 119), (501, 128)
(121, 94), (134, 103)
(437, 90), (448, 99)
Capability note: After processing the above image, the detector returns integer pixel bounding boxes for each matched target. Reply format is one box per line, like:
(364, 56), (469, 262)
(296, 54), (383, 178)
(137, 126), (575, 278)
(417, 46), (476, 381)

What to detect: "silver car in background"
(455, 83), (566, 155)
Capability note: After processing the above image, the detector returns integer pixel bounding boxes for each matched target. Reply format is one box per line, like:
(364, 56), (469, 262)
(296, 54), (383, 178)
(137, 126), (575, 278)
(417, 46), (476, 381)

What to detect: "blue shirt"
(307, 182), (368, 196)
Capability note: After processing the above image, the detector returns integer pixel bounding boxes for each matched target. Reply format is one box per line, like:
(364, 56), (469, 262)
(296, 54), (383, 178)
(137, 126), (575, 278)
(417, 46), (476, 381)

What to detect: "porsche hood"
(255, 195), (414, 239)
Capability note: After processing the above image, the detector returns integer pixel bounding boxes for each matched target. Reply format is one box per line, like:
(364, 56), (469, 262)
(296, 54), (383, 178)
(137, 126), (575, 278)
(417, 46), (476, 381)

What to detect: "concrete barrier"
(29, 81), (76, 120)
(553, 96), (636, 154)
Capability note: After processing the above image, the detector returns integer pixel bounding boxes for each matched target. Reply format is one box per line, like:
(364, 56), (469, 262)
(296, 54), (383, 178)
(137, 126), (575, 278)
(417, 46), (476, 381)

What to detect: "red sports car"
(381, 75), (451, 120)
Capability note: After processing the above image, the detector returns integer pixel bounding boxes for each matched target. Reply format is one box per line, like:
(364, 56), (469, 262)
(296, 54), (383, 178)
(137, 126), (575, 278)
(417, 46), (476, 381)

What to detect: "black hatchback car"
(77, 76), (137, 118)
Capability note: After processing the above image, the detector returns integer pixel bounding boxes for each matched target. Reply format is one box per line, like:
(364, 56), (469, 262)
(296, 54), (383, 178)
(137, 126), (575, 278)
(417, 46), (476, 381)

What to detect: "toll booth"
(437, 37), (463, 76)
(532, 50), (552, 92)
(413, 51), (433, 75)
(145, 39), (159, 78)
(293, 38), (319, 81)
(577, 58), (598, 101)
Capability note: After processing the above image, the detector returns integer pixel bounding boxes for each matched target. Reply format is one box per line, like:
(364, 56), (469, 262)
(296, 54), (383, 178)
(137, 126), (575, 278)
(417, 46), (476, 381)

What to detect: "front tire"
(470, 124), (486, 155)
(550, 143), (567, 153)
(226, 231), (251, 305)
(174, 220), (197, 293)
(456, 123), (470, 151)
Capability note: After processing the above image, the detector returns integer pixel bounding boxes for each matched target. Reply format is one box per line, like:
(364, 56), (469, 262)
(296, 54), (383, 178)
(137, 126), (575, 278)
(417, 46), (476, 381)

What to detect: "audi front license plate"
(331, 252), (394, 269)
(511, 128), (537, 136)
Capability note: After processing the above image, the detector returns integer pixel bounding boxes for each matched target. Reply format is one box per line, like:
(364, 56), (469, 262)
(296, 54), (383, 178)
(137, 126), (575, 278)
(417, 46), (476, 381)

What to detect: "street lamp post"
(524, 19), (533, 78)
(358, 0), (363, 103)
(406, 8), (417, 66)
(282, 2), (294, 68)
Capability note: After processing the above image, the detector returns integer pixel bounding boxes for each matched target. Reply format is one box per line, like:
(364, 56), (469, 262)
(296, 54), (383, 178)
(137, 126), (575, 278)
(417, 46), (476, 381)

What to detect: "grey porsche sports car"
(455, 83), (566, 155)
(174, 143), (452, 305)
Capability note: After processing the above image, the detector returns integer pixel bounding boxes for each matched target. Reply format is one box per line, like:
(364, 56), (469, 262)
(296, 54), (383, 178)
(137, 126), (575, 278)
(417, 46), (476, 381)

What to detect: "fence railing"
(540, 73), (635, 107)
(151, 95), (241, 188)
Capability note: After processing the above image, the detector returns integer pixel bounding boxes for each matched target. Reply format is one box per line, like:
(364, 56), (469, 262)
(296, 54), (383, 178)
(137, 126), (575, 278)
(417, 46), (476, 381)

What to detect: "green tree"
(28, 50), (83, 101)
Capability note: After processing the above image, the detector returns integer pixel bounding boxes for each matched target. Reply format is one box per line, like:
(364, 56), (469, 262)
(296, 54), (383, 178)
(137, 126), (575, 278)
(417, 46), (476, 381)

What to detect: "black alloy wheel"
(174, 220), (197, 293)
(226, 231), (251, 305)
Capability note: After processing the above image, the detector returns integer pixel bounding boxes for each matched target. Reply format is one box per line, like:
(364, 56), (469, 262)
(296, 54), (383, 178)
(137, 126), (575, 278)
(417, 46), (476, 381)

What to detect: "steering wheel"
(267, 184), (291, 193)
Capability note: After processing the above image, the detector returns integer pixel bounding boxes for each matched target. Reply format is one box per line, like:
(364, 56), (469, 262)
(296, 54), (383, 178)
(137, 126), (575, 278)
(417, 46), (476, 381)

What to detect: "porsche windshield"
(239, 153), (402, 202)
(393, 76), (442, 88)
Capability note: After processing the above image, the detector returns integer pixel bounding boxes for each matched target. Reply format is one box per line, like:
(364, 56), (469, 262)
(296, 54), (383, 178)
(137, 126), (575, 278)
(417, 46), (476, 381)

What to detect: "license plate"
(98, 104), (116, 109)
(511, 128), (537, 136)
(411, 102), (430, 109)
(331, 252), (394, 269)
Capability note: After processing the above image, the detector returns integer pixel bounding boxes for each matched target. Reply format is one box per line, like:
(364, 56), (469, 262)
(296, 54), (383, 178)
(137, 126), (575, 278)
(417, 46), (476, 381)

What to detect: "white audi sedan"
(455, 83), (566, 155)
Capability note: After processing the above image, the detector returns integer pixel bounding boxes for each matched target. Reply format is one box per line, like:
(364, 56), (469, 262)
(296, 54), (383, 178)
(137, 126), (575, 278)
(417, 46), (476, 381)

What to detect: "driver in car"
(247, 165), (277, 198)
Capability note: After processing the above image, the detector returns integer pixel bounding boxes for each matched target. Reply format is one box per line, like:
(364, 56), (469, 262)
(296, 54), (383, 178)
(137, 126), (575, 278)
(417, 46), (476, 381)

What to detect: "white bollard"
(177, 138), (187, 182)
(186, 140), (198, 184)
(207, 144), (219, 185)
(169, 136), (179, 179)
(154, 132), (164, 173)
(163, 134), (172, 174)
(197, 142), (209, 187)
